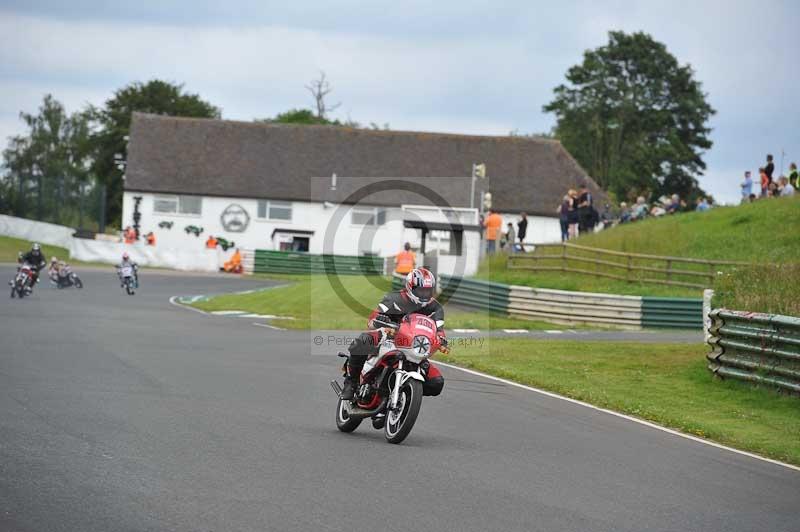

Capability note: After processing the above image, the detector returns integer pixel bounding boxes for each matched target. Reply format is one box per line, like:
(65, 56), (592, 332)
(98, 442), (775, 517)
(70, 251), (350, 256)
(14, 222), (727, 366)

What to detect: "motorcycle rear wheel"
(335, 398), (362, 433)
(384, 379), (423, 444)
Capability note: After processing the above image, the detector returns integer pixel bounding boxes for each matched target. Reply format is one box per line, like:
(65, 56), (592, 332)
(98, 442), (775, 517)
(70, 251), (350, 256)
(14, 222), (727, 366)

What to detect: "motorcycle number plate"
(121, 266), (133, 276)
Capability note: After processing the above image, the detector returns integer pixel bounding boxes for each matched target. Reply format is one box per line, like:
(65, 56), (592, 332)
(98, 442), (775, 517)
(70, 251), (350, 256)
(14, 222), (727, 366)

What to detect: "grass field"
(479, 196), (800, 313)
(0, 235), (71, 264)
(0, 235), (111, 269)
(192, 274), (569, 331)
(440, 338), (800, 465)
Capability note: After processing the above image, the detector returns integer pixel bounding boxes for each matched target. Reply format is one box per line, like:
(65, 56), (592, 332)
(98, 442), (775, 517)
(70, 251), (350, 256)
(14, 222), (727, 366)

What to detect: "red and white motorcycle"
(10, 263), (34, 299)
(331, 313), (448, 444)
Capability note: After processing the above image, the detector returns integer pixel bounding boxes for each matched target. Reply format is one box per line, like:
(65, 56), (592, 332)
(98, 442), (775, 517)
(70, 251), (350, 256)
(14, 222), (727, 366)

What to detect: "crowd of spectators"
(741, 154), (796, 202)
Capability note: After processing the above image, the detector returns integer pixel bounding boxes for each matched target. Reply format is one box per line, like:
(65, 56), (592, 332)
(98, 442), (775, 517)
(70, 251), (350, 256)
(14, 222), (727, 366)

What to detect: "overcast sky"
(1, 0), (797, 204)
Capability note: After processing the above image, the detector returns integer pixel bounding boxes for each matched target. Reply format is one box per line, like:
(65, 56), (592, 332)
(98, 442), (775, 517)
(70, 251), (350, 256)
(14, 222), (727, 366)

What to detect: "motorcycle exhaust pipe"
(330, 380), (343, 397)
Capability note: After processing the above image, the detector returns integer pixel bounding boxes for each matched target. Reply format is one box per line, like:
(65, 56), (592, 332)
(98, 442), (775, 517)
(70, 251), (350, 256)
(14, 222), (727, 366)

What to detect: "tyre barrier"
(707, 309), (800, 394)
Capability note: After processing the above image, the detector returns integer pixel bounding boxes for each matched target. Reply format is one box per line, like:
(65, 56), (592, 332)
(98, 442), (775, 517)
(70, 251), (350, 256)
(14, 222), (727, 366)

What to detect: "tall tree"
(1, 95), (92, 224)
(543, 31), (715, 201)
(91, 80), (221, 227)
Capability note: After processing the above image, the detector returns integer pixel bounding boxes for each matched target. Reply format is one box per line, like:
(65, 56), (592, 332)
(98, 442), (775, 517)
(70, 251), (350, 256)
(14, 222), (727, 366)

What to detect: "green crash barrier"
(641, 296), (704, 329)
(707, 309), (800, 394)
(254, 250), (384, 276)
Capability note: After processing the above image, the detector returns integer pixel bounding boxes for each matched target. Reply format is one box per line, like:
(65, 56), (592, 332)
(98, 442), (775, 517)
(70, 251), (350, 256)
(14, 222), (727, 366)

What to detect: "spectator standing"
(504, 223), (516, 254)
(394, 242), (416, 275)
(557, 196), (570, 241)
(205, 235), (218, 249)
(517, 213), (528, 252)
(145, 232), (156, 246)
(759, 168), (769, 197)
(789, 163), (798, 189)
(123, 226), (136, 244)
(696, 197), (711, 212)
(483, 209), (503, 255)
(567, 189), (580, 238)
(577, 184), (594, 234)
(740, 171), (753, 203)
(765, 154), (775, 185)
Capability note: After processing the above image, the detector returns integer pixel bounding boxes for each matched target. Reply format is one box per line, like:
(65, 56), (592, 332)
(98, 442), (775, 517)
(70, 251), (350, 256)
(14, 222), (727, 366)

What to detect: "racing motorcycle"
(54, 265), (83, 289)
(331, 313), (448, 444)
(10, 263), (34, 299)
(118, 264), (138, 295)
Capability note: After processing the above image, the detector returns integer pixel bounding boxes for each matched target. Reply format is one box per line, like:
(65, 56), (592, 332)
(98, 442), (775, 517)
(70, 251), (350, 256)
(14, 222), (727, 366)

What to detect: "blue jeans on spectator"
(559, 219), (569, 242)
(486, 240), (497, 255)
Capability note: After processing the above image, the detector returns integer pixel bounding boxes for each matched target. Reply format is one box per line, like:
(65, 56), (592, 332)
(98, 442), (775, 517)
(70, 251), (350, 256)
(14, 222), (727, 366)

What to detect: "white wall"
(122, 193), (483, 276)
(0, 214), (75, 249)
(496, 212), (562, 245)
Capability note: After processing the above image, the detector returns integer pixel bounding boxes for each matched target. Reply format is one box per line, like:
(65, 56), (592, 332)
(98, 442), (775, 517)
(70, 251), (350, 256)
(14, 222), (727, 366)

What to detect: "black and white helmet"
(32, 243), (41, 252)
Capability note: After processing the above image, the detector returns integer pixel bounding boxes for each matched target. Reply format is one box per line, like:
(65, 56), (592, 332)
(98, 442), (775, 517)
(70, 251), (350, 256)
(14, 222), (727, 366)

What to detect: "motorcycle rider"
(341, 267), (446, 400)
(48, 257), (60, 282)
(20, 243), (46, 285)
(116, 252), (139, 287)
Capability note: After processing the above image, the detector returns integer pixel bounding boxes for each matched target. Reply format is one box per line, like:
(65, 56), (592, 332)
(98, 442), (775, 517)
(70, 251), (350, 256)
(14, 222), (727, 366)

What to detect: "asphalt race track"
(1, 267), (798, 531)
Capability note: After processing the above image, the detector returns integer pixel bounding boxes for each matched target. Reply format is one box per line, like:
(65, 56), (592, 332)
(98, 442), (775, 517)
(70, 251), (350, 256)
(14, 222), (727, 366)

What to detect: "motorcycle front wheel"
(335, 398), (362, 433)
(384, 378), (423, 444)
(73, 276), (83, 289)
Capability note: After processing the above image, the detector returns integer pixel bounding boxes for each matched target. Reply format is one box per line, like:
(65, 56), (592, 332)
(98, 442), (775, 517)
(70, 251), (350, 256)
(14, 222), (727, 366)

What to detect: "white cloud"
(1, 2), (798, 203)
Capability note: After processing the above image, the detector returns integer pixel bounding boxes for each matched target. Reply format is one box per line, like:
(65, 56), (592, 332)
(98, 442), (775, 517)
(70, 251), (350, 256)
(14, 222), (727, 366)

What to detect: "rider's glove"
(372, 313), (392, 328)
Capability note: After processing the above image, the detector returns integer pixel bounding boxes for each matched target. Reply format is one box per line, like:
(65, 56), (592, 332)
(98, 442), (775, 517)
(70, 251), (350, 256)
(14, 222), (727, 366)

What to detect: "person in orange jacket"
(483, 209), (503, 254)
(145, 232), (156, 246)
(206, 235), (218, 249)
(123, 226), (137, 244)
(223, 248), (242, 273)
(394, 242), (416, 274)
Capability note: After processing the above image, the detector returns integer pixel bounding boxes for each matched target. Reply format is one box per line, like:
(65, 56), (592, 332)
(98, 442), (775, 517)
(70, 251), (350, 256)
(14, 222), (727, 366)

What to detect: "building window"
(258, 200), (292, 221)
(351, 206), (386, 226)
(179, 196), (202, 215)
(154, 196), (178, 214)
(154, 195), (202, 215)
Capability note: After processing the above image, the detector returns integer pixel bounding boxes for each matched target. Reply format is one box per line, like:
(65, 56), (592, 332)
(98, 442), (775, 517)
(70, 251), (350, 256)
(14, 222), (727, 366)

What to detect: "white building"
(122, 113), (605, 276)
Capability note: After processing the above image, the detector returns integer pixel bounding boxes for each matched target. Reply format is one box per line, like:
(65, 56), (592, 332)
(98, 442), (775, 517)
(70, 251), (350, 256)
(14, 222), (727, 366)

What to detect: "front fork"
(388, 367), (424, 410)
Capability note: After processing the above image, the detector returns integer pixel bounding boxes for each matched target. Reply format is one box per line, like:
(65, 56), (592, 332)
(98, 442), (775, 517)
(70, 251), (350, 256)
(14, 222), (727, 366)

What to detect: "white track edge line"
(252, 322), (286, 331)
(168, 296), (210, 315)
(435, 360), (800, 473)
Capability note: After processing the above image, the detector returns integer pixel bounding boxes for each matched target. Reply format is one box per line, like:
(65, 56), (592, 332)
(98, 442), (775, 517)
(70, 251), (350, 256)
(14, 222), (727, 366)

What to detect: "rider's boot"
(340, 364), (362, 400)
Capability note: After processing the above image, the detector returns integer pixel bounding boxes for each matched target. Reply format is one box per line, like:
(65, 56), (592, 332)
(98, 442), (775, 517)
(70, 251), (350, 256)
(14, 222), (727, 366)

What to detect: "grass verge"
(439, 338), (800, 465)
(191, 274), (569, 331)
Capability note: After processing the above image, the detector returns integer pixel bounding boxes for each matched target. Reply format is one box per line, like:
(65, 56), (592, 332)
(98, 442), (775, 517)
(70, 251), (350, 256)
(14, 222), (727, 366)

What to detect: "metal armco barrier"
(508, 286), (642, 329)
(707, 309), (800, 394)
(641, 297), (704, 329)
(254, 250), (384, 276)
(394, 274), (702, 329)
(438, 274), (511, 314)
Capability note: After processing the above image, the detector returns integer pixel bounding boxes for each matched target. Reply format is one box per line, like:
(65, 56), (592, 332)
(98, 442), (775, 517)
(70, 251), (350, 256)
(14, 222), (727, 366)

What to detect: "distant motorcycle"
(53, 265), (83, 289)
(10, 263), (34, 299)
(118, 264), (138, 295)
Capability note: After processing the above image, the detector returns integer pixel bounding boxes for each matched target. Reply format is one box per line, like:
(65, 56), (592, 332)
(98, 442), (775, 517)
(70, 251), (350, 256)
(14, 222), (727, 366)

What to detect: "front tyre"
(335, 398), (362, 433)
(384, 379), (423, 444)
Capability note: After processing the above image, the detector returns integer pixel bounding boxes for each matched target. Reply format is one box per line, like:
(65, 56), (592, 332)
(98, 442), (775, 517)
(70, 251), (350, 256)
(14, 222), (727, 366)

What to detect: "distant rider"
(20, 243), (47, 285)
(341, 267), (446, 400)
(116, 252), (139, 287)
(48, 257), (60, 283)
